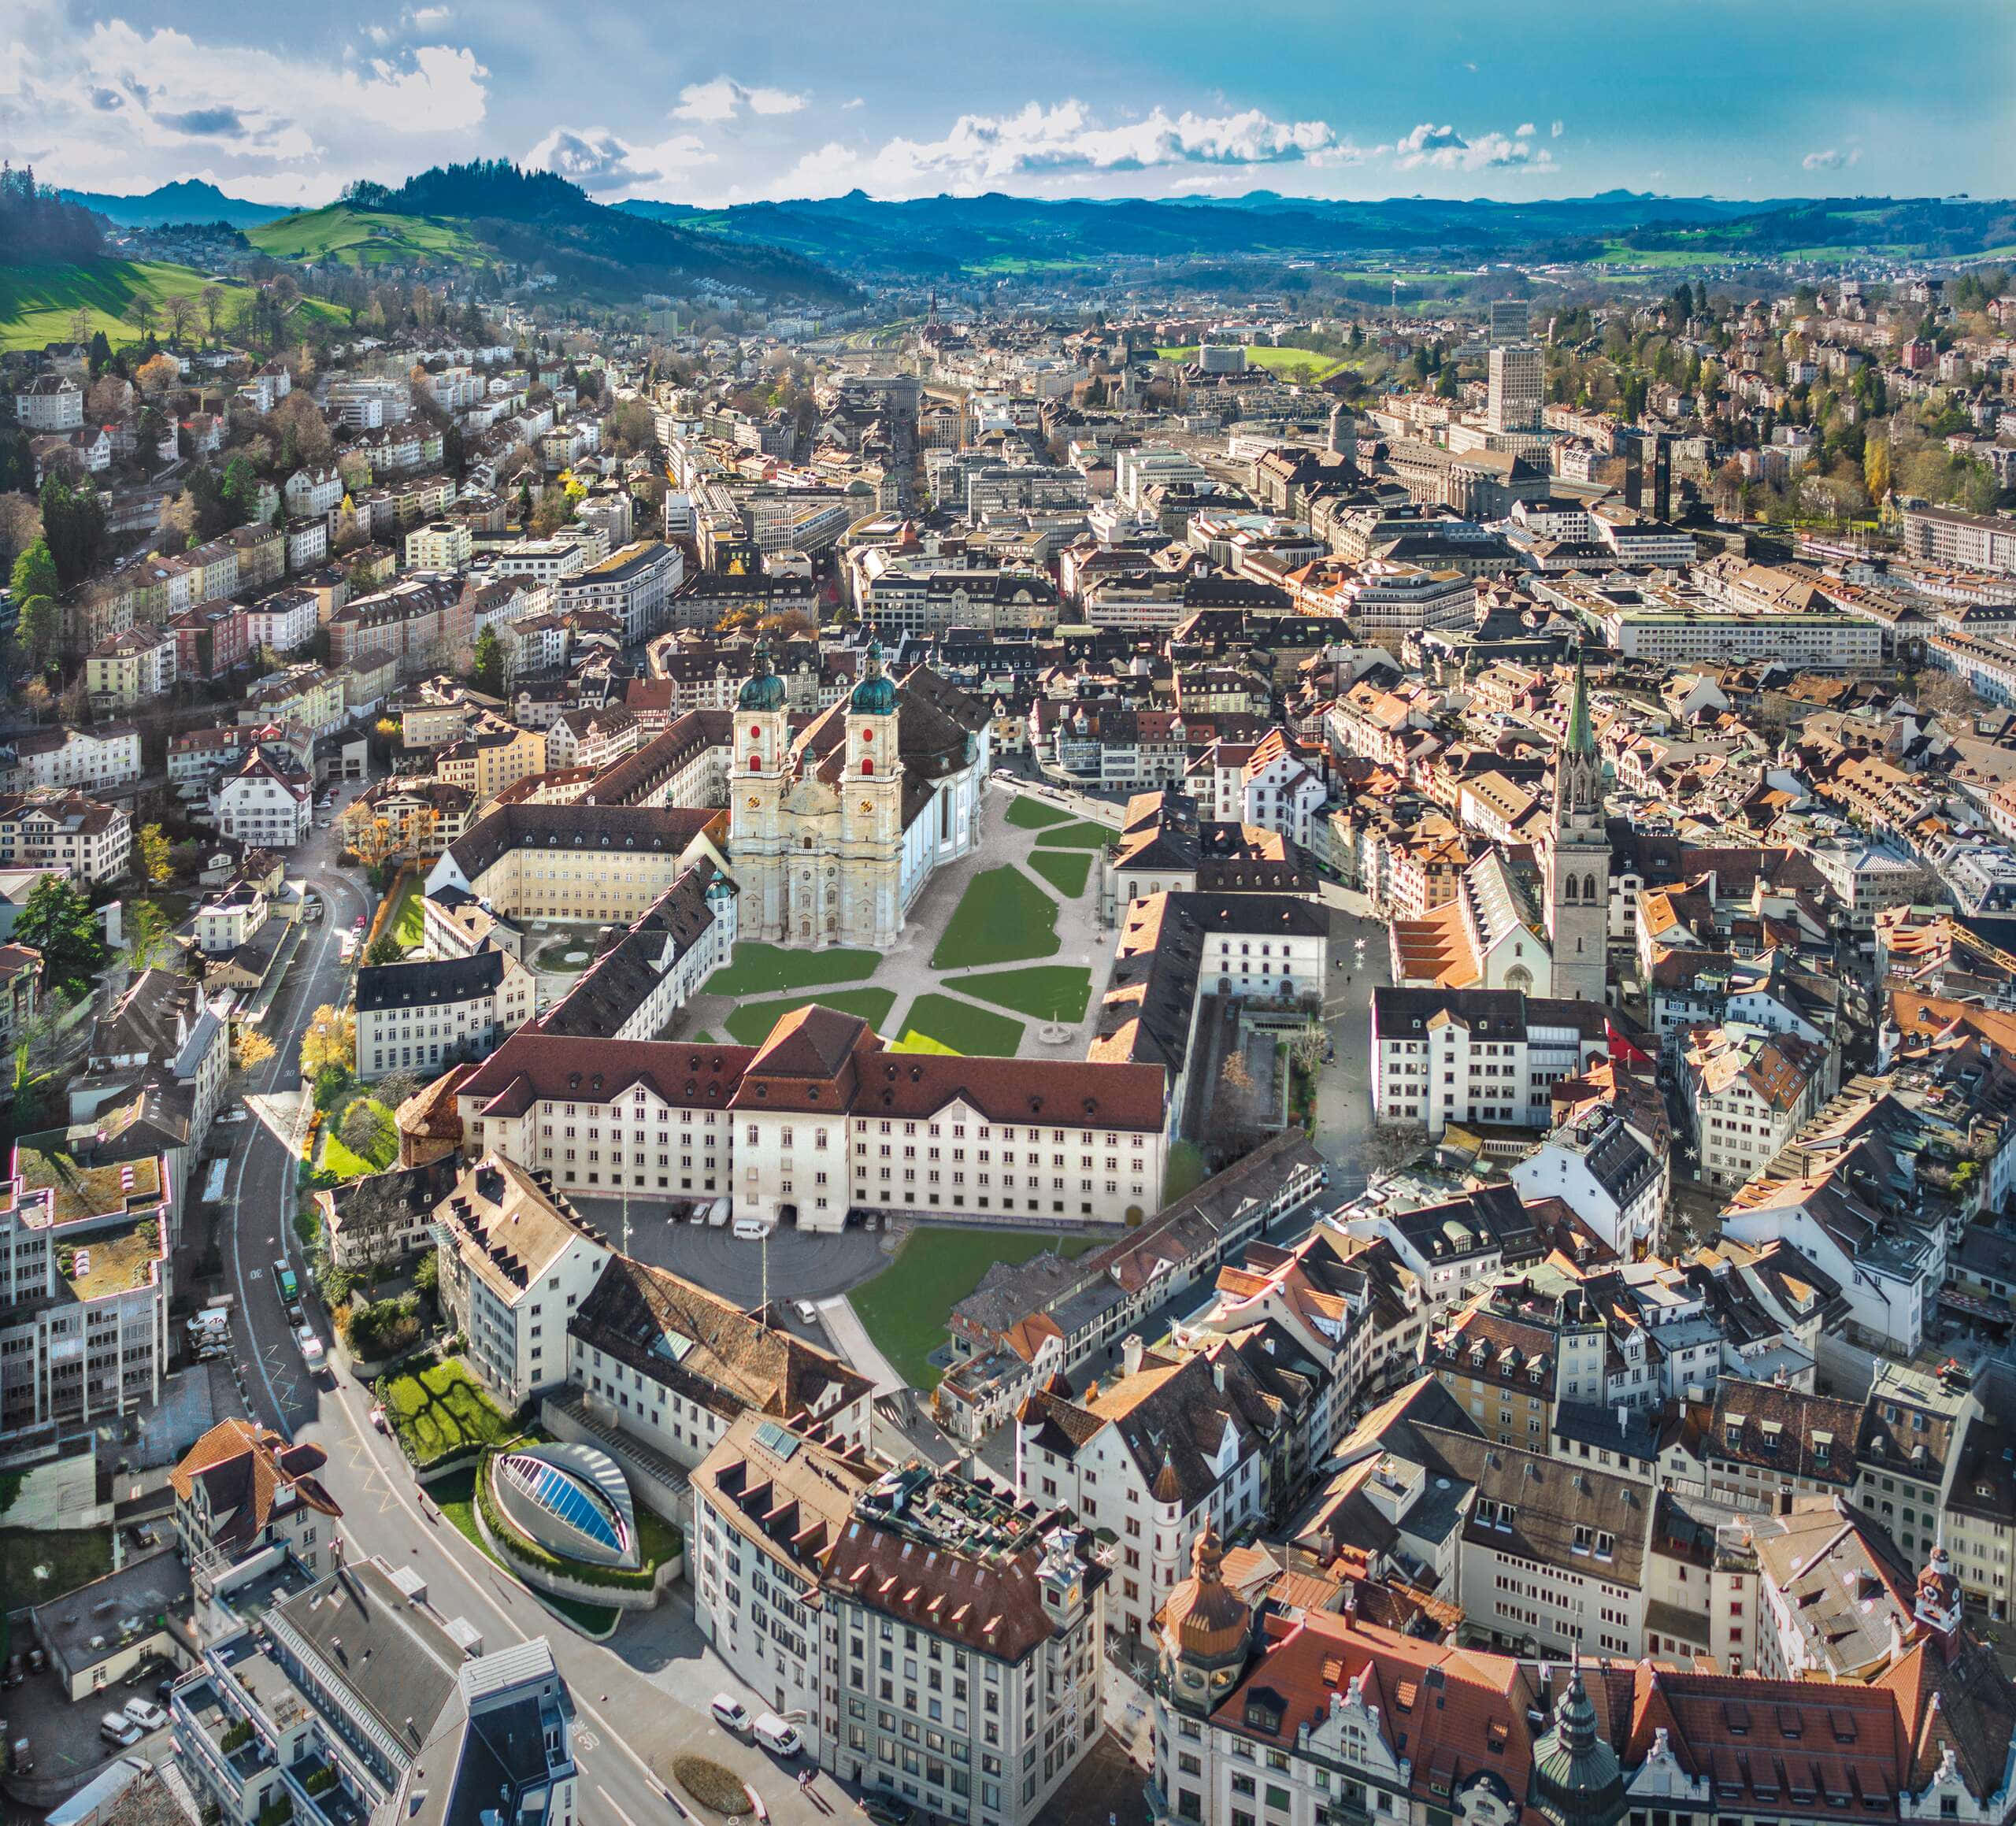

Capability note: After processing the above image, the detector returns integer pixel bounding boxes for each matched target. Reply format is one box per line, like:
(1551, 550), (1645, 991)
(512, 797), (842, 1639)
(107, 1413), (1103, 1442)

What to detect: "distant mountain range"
(614, 189), (2016, 279)
(42, 175), (2016, 297)
(56, 179), (293, 228)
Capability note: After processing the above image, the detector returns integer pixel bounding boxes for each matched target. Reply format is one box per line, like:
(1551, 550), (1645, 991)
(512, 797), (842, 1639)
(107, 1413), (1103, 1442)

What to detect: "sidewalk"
(819, 1294), (908, 1396)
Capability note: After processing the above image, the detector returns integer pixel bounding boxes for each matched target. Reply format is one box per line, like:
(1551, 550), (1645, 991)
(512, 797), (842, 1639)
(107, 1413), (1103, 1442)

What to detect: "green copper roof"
(1565, 648), (1596, 757)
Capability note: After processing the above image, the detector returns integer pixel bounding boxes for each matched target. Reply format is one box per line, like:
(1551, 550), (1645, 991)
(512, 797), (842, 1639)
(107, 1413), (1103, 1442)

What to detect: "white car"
(122, 1697), (167, 1732)
(710, 1694), (751, 1736)
(732, 1216), (775, 1241)
(98, 1713), (142, 1748)
(792, 1301), (821, 1326)
(295, 1324), (324, 1369)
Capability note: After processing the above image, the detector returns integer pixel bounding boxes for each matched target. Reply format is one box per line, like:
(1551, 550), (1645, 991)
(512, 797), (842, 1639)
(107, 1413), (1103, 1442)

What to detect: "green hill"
(247, 204), (480, 266)
(0, 257), (341, 354)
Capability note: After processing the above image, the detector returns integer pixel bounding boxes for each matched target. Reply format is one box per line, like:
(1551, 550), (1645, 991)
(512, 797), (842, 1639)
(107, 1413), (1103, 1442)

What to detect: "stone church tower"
(836, 641), (903, 948)
(1545, 651), (1609, 1003)
(732, 643), (791, 939)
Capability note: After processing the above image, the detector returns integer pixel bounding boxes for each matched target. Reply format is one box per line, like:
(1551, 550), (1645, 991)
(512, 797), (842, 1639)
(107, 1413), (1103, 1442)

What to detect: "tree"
(0, 492), (42, 572)
(376, 1066), (424, 1108)
(123, 899), (172, 975)
(13, 874), (108, 1001)
(235, 1027), (277, 1072)
(10, 539), (56, 603)
(470, 624), (505, 697)
(339, 1098), (397, 1169)
(364, 932), (403, 966)
(20, 678), (52, 723)
(138, 822), (173, 887)
(121, 294), (157, 341)
(39, 474), (106, 588)
(1864, 434), (1891, 501)
(300, 1005), (356, 1079)
(134, 353), (180, 399)
(334, 1172), (411, 1274)
(271, 391), (332, 468)
(200, 283), (227, 344)
(86, 375), (131, 422)
(162, 294), (198, 347)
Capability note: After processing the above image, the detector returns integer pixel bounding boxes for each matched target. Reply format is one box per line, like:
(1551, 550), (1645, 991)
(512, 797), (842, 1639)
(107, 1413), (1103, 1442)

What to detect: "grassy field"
(1156, 344), (1347, 382)
(945, 965), (1093, 1024)
(724, 986), (898, 1046)
(385, 873), (427, 952)
(1027, 851), (1092, 898)
(430, 1465), (621, 1635)
(850, 1228), (1102, 1389)
(0, 257), (341, 354)
(704, 942), (880, 998)
(0, 1525), (113, 1609)
(249, 204), (480, 266)
(932, 867), (1059, 970)
(1005, 796), (1072, 831)
(380, 1356), (511, 1466)
(320, 1096), (399, 1180)
(1035, 820), (1114, 851)
(894, 994), (1026, 1057)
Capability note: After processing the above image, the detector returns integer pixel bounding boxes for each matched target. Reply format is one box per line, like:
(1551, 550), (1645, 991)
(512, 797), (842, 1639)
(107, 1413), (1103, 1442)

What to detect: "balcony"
(283, 1757), (369, 1826)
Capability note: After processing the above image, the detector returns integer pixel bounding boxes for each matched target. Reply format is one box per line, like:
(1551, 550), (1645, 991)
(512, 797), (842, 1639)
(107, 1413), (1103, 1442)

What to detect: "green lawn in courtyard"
(724, 987), (899, 1046)
(931, 867), (1060, 969)
(1005, 795), (1072, 830)
(318, 1096), (399, 1180)
(1027, 850), (1092, 897)
(386, 873), (427, 951)
(378, 1355), (511, 1467)
(893, 994), (1026, 1057)
(850, 1228), (1103, 1389)
(943, 965), (1093, 1024)
(1034, 820), (1114, 850)
(704, 942), (880, 998)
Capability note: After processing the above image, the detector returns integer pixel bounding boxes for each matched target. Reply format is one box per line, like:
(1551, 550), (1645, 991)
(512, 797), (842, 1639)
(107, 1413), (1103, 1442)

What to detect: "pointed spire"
(1565, 646), (1596, 757)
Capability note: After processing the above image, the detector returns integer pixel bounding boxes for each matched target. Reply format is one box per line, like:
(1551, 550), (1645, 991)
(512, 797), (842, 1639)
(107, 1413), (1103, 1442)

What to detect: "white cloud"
(1514, 122), (1536, 137)
(1551, 119), (1565, 137)
(0, 9), (487, 191)
(1802, 145), (1861, 170)
(782, 99), (1356, 198)
(673, 76), (808, 123)
(842, 96), (865, 110)
(527, 123), (712, 197)
(1388, 120), (1553, 172)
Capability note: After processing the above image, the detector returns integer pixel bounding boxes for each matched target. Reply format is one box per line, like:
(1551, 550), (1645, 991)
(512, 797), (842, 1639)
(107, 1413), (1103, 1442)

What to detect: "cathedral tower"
(1546, 650), (1610, 1003)
(839, 640), (903, 949)
(733, 643), (791, 942)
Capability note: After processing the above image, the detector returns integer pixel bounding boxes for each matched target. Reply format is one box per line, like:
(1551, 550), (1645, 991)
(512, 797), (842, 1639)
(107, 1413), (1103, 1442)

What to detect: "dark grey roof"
(442, 802), (717, 884)
(356, 949), (505, 1013)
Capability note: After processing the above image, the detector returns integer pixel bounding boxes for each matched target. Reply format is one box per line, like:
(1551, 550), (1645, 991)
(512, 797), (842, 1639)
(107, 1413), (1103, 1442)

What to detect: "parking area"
(566, 1197), (897, 1313)
(0, 1651), (176, 1805)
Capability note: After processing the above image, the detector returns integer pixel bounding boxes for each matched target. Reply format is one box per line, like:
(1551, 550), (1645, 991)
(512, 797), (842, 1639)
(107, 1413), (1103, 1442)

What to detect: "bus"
(273, 1260), (298, 1306)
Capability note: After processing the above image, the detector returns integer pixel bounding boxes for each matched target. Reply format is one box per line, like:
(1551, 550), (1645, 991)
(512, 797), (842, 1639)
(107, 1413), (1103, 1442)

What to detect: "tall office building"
(1488, 298), (1530, 344)
(1487, 343), (1545, 434)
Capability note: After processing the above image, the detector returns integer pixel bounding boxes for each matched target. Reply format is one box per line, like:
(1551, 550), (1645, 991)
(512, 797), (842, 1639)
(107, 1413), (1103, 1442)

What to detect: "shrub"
(413, 1248), (439, 1298)
(220, 1720), (252, 1754)
(672, 1757), (751, 1817)
(312, 1064), (350, 1111)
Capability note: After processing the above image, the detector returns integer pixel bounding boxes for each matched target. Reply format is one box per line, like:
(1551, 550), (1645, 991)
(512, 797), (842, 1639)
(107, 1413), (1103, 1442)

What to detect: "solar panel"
(754, 1420), (802, 1462)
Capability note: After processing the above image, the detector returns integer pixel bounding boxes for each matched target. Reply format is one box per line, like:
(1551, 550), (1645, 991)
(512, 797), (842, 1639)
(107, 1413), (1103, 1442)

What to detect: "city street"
(205, 802), (902, 1826)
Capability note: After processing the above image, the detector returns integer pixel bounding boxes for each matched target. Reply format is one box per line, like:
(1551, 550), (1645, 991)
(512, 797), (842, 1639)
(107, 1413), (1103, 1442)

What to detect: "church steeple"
(1546, 645), (1610, 1003)
(1554, 646), (1603, 822)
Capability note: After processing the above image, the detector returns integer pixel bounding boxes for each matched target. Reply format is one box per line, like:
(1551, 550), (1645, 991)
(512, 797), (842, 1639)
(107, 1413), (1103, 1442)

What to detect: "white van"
(731, 1216), (774, 1242)
(753, 1713), (801, 1757)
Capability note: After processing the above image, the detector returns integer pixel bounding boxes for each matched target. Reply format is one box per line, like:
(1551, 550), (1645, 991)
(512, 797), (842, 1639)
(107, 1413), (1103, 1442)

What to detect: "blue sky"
(3, 0), (2010, 208)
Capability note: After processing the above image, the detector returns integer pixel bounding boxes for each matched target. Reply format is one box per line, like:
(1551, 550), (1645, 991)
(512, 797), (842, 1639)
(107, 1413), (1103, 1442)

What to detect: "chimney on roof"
(1121, 1334), (1143, 1378)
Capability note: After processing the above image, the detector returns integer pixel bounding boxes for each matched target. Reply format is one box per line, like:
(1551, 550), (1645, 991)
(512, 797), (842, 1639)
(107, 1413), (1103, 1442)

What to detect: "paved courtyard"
(675, 779), (1112, 1060)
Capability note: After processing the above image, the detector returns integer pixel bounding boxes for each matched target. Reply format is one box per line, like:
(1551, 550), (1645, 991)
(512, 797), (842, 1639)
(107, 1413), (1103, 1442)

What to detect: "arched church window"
(1584, 875), (1599, 902)
(1564, 876), (1578, 902)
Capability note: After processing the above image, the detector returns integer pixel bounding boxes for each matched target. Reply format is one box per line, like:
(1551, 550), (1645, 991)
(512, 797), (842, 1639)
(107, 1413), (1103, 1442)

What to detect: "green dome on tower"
(737, 642), (787, 712)
(850, 639), (898, 716)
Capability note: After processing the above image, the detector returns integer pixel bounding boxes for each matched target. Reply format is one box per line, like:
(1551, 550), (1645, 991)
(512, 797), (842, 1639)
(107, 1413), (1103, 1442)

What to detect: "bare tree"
(162, 294), (198, 348)
(334, 1172), (414, 1279)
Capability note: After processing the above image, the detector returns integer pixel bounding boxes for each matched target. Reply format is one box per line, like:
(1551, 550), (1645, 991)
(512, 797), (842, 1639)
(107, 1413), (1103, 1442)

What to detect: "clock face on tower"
(747, 796), (760, 809)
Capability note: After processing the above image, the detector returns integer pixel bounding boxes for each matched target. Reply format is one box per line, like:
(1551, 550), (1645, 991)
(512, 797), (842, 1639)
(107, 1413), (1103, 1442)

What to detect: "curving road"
(210, 802), (850, 1826)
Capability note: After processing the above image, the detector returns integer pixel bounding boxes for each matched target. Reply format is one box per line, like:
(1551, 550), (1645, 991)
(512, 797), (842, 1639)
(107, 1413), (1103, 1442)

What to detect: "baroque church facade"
(728, 643), (991, 950)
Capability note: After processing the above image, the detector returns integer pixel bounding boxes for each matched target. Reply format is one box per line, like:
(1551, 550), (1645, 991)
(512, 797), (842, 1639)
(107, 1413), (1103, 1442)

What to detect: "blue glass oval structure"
(491, 1443), (639, 1569)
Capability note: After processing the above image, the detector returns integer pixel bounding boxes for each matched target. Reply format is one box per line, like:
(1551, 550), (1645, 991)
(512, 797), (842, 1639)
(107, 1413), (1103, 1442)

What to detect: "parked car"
(9, 1735), (32, 1775)
(732, 1216), (774, 1242)
(753, 1713), (801, 1757)
(122, 1697), (167, 1732)
(860, 1795), (914, 1826)
(709, 1695), (751, 1737)
(98, 1713), (142, 1748)
(295, 1324), (324, 1369)
(791, 1301), (821, 1326)
(2, 1654), (20, 1689)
